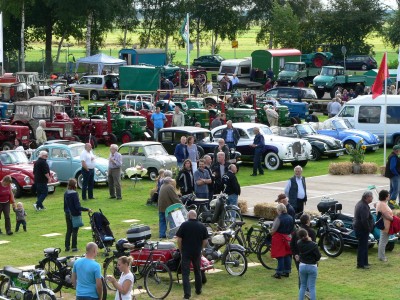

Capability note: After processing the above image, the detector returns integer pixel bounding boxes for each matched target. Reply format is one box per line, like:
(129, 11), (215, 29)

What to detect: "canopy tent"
(75, 53), (127, 75)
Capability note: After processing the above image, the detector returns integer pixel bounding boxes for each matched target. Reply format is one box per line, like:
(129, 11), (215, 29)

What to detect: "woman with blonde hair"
(107, 256), (135, 300)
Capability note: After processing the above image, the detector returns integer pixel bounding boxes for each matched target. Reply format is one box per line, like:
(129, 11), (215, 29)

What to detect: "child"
(13, 202), (27, 232)
(206, 80), (213, 94)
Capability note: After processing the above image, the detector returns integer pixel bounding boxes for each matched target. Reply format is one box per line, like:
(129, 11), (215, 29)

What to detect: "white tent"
(75, 53), (127, 75)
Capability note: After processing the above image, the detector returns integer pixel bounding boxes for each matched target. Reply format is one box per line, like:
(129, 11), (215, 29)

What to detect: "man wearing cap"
(384, 145), (400, 206)
(275, 193), (295, 221)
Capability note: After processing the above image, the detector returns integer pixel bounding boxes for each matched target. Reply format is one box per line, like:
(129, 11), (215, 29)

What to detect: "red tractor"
(0, 122), (32, 150)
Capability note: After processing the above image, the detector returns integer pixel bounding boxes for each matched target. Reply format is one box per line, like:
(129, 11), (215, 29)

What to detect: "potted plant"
(346, 140), (366, 174)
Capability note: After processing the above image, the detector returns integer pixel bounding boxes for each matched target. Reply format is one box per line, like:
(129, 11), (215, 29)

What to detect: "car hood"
(278, 70), (297, 78)
(147, 154), (177, 163)
(304, 134), (342, 147)
(263, 134), (304, 145)
(4, 163), (35, 174)
(314, 75), (333, 84)
(340, 129), (378, 143)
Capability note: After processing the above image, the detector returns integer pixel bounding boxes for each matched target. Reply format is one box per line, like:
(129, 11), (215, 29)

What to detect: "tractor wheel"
(89, 136), (98, 148)
(90, 91), (99, 101)
(1, 141), (13, 151)
(315, 89), (325, 99)
(121, 131), (134, 144)
(73, 135), (81, 142)
(297, 80), (306, 88)
(105, 133), (118, 146)
(290, 117), (299, 125)
(312, 53), (328, 68)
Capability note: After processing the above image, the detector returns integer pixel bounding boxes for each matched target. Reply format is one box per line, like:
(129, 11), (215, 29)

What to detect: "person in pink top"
(376, 189), (393, 262)
(0, 175), (16, 235)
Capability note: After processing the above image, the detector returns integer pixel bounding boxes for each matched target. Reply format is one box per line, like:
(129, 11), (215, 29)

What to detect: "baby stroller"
(165, 203), (189, 239)
(89, 209), (115, 254)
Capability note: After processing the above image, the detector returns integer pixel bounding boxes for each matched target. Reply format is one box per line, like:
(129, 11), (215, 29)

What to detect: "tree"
(114, 0), (139, 48)
(383, 9), (400, 49)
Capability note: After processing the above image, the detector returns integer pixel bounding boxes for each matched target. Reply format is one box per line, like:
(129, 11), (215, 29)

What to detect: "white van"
(336, 94), (400, 145)
(217, 58), (251, 82)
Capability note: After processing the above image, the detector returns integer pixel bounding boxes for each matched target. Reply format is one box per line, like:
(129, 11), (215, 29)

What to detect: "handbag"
(71, 215), (84, 228)
(375, 212), (385, 230)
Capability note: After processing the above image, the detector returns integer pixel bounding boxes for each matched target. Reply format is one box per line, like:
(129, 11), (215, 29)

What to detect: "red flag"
(371, 52), (389, 99)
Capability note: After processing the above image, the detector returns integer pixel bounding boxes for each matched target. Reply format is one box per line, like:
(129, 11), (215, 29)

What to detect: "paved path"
(241, 174), (389, 216)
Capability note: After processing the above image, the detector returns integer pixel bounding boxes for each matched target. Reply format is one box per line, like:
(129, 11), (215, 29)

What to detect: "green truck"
(313, 66), (366, 99)
(119, 65), (161, 92)
(276, 62), (321, 87)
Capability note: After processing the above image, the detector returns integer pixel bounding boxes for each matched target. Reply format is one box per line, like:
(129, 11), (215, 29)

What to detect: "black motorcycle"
(314, 214), (344, 257)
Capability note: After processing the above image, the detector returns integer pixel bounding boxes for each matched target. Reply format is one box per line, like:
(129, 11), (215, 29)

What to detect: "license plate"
(318, 86), (324, 89)
(48, 186), (55, 192)
(372, 146), (379, 150)
(337, 152), (344, 156)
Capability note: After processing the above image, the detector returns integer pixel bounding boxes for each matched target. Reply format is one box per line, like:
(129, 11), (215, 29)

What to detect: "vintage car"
(313, 118), (380, 151)
(31, 141), (108, 189)
(271, 123), (345, 161)
(211, 123), (313, 170)
(192, 55), (225, 68)
(0, 150), (59, 198)
(118, 141), (177, 180)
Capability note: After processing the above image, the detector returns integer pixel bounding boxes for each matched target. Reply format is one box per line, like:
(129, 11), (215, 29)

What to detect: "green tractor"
(185, 108), (210, 128)
(256, 102), (294, 127)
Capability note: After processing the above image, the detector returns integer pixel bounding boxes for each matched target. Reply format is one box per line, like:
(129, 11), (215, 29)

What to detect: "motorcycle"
(36, 248), (107, 299)
(314, 214), (344, 257)
(203, 225), (248, 276)
(0, 267), (56, 300)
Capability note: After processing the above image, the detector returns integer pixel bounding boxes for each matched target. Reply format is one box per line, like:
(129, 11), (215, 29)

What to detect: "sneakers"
(6, 231), (13, 236)
(379, 257), (388, 262)
(72, 248), (78, 252)
(33, 204), (39, 211)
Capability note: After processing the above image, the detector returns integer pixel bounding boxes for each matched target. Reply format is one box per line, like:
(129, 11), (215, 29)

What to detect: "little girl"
(13, 202), (27, 232)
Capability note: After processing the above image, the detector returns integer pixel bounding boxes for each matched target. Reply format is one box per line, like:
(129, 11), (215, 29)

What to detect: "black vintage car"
(271, 123), (345, 161)
(158, 126), (241, 164)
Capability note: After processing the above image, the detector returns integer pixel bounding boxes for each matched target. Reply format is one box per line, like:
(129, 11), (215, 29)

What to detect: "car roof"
(159, 126), (211, 133)
(119, 141), (162, 147)
(212, 122), (268, 131)
(268, 87), (314, 92)
(43, 140), (83, 146)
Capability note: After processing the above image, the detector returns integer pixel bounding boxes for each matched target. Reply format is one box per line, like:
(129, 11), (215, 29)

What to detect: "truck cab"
(217, 58), (251, 82)
(277, 62), (319, 87)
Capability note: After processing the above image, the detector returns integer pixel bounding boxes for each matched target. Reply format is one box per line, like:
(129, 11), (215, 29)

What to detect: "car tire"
(310, 146), (322, 161)
(1, 141), (13, 151)
(361, 64), (368, 71)
(90, 91), (99, 101)
(105, 133), (118, 146)
(343, 140), (356, 154)
(315, 89), (325, 99)
(76, 172), (83, 189)
(148, 168), (158, 181)
(197, 145), (205, 158)
(12, 178), (22, 198)
(264, 152), (282, 170)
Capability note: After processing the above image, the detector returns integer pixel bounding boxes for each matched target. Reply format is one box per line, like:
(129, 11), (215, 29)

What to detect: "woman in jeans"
(376, 189), (393, 262)
(64, 178), (91, 252)
(297, 228), (321, 300)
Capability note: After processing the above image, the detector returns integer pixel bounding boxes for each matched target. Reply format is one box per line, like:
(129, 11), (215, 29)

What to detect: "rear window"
(358, 106), (380, 124)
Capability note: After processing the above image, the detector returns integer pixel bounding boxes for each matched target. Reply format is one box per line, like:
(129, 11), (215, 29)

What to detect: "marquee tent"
(75, 53), (126, 74)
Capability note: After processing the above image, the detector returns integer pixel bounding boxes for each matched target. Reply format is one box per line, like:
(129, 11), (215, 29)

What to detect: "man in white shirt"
(36, 120), (47, 146)
(284, 165), (307, 214)
(231, 74), (239, 90)
(172, 106), (185, 127)
(330, 98), (342, 117)
(80, 143), (96, 200)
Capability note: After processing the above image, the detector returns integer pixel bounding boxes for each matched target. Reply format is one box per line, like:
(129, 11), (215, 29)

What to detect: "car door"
(159, 130), (175, 154)
(47, 147), (73, 182)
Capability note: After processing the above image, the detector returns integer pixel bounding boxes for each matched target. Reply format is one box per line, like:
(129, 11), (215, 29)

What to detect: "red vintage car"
(0, 150), (60, 198)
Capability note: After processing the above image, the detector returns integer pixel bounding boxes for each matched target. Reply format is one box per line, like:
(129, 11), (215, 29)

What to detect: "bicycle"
(103, 240), (172, 300)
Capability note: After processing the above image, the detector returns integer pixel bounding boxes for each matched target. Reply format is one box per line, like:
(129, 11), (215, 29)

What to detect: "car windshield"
(194, 132), (211, 143)
(69, 145), (85, 157)
(296, 124), (315, 135)
(0, 151), (29, 165)
(320, 67), (339, 76)
(144, 144), (168, 156)
(284, 64), (298, 71)
(215, 55), (224, 61)
(332, 119), (349, 130)
(247, 126), (273, 137)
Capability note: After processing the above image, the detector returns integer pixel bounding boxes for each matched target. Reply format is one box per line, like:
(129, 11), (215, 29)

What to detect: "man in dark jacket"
(213, 138), (230, 164)
(221, 120), (240, 149)
(174, 136), (189, 169)
(353, 191), (374, 269)
(222, 164), (240, 207)
(203, 155), (214, 201)
(285, 166), (307, 214)
(33, 151), (51, 211)
(384, 145), (400, 206)
(211, 152), (229, 194)
(250, 127), (265, 176)
(275, 193), (295, 221)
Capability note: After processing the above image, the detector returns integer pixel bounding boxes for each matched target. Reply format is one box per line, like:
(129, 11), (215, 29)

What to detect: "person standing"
(177, 159), (195, 196)
(213, 138), (230, 163)
(13, 202), (27, 232)
(72, 242), (103, 300)
(158, 177), (181, 238)
(275, 193), (296, 221)
(151, 107), (167, 141)
(250, 127), (265, 176)
(330, 98), (342, 117)
(108, 144), (122, 200)
(271, 203), (294, 279)
(172, 106), (185, 127)
(0, 175), (16, 235)
(36, 120), (47, 146)
(186, 136), (199, 173)
(33, 151), (51, 211)
(176, 210), (209, 300)
(174, 136), (189, 169)
(211, 152), (229, 194)
(203, 155), (214, 201)
(297, 228), (321, 300)
(221, 120), (240, 149)
(285, 166), (307, 214)
(222, 164), (240, 208)
(80, 143), (96, 200)
(194, 159), (212, 199)
(107, 256), (134, 300)
(64, 178), (91, 252)
(353, 191), (374, 269)
(376, 189), (393, 262)
(384, 145), (400, 206)
(210, 114), (223, 130)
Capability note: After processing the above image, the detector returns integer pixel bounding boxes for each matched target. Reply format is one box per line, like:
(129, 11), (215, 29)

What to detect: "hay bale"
(254, 203), (277, 220)
(328, 162), (352, 175)
(238, 199), (248, 214)
(379, 166), (386, 176)
(360, 163), (378, 174)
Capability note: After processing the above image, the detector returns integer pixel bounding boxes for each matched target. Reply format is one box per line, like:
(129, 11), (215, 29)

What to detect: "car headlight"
(53, 173), (58, 181)
(103, 131), (108, 135)
(24, 176), (31, 184)
(22, 136), (28, 140)
(95, 168), (102, 176)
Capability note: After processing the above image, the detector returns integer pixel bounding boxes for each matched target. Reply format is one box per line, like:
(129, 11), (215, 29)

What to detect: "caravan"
(336, 94), (400, 145)
(217, 58), (251, 82)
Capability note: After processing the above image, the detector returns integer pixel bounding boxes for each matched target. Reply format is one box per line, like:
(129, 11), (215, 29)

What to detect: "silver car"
(69, 74), (119, 100)
(118, 141), (177, 180)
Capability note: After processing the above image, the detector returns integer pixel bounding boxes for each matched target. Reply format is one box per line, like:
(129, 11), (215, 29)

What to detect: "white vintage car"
(211, 123), (313, 170)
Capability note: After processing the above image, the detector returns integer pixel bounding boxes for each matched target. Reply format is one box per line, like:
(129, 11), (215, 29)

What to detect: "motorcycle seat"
(57, 257), (68, 263)
(3, 266), (22, 277)
(234, 221), (245, 227)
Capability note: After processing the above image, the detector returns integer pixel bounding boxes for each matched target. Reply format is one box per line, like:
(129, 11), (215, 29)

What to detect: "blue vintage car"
(31, 140), (108, 188)
(316, 118), (380, 151)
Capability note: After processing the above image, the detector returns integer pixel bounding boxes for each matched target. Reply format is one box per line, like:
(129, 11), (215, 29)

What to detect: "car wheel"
(394, 136), (400, 146)
(310, 146), (322, 161)
(1, 141), (13, 151)
(361, 64), (368, 71)
(315, 89), (325, 99)
(343, 140), (356, 154)
(90, 91), (99, 101)
(297, 80), (306, 88)
(11, 179), (22, 198)
(264, 152), (282, 170)
(121, 131), (134, 143)
(76, 172), (83, 189)
(197, 145), (205, 158)
(148, 168), (158, 181)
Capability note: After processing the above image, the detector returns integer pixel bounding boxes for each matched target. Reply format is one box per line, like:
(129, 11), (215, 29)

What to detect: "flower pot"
(352, 163), (361, 174)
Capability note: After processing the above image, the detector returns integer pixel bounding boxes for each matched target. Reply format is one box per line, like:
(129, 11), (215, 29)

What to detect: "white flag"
(397, 45), (400, 83)
(0, 12), (3, 66)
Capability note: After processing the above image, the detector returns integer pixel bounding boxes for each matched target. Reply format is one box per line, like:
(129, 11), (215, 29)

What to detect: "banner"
(180, 16), (189, 44)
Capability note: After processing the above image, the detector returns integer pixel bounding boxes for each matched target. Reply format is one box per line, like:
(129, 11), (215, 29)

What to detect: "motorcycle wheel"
(32, 290), (57, 300)
(39, 258), (63, 293)
(103, 256), (120, 290)
(0, 277), (9, 296)
(101, 277), (108, 300)
(144, 262), (172, 299)
(246, 227), (262, 253)
(223, 209), (243, 228)
(224, 250), (247, 276)
(320, 232), (344, 257)
(256, 236), (277, 270)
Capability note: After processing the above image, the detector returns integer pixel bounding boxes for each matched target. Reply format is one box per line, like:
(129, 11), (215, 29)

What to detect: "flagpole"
(187, 13), (191, 97)
(0, 12), (3, 75)
(384, 52), (387, 165)
(397, 45), (400, 93)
